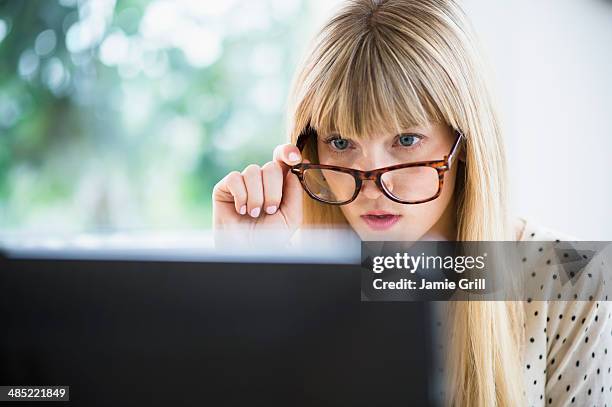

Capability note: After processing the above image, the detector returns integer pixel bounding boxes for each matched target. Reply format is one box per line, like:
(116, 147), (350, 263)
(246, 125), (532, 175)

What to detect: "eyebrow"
(325, 130), (425, 138)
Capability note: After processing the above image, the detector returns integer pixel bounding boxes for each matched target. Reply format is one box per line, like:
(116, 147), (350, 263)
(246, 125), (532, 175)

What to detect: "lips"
(360, 211), (401, 231)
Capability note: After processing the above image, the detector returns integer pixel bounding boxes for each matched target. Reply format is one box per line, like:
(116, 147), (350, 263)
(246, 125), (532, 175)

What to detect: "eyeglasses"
(290, 125), (464, 205)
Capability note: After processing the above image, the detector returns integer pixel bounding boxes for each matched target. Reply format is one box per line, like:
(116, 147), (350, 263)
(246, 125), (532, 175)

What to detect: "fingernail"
(266, 205), (277, 214)
(250, 207), (260, 217)
(288, 152), (300, 163)
(239, 205), (246, 215)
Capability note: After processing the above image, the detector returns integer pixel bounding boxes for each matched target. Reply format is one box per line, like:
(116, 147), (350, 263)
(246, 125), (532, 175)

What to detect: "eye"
(330, 138), (350, 151)
(397, 133), (422, 147)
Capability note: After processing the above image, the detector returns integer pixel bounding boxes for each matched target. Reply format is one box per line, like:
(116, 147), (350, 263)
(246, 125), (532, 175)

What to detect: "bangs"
(304, 28), (446, 140)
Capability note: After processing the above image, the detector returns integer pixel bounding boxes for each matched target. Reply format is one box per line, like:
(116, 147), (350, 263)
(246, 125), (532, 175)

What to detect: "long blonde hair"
(286, 0), (525, 405)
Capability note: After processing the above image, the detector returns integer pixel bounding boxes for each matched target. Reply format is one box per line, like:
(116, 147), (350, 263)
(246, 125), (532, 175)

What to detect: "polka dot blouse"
(520, 218), (612, 406)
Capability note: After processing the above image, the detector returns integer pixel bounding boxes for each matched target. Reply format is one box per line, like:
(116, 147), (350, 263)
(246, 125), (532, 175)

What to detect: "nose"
(361, 179), (384, 200)
(352, 154), (390, 201)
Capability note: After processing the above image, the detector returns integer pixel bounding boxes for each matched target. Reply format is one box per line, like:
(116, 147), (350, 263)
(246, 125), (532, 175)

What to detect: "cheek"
(324, 171), (356, 201)
(400, 193), (449, 224)
(409, 167), (457, 220)
(338, 203), (358, 222)
(439, 166), (458, 204)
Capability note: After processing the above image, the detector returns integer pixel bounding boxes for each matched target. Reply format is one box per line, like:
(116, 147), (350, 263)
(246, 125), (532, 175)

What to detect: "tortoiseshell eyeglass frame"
(290, 125), (465, 205)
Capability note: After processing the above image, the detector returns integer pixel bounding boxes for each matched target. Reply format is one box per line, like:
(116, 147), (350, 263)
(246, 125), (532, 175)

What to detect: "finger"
(241, 164), (264, 218)
(280, 169), (304, 228)
(261, 161), (283, 215)
(213, 171), (247, 215)
(280, 159), (308, 228)
(273, 143), (302, 169)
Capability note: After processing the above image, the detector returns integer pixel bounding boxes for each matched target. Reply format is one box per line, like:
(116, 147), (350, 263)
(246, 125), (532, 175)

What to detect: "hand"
(212, 143), (305, 247)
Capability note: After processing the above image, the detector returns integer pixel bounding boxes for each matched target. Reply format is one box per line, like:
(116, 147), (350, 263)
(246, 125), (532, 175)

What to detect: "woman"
(212, 0), (611, 405)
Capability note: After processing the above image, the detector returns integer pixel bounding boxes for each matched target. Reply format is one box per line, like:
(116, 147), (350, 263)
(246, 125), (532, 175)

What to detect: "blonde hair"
(286, 0), (525, 405)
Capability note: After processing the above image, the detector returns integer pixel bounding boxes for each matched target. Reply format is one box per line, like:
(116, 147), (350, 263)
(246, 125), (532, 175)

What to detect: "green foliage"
(0, 0), (311, 232)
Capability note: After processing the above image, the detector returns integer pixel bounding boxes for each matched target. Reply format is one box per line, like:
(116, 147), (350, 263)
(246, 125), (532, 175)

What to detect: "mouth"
(360, 211), (402, 231)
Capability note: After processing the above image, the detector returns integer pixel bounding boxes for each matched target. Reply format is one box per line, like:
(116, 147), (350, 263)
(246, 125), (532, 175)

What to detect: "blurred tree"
(0, 0), (314, 232)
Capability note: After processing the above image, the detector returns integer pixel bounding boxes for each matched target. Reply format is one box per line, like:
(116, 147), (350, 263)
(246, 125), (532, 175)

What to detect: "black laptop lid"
(0, 254), (435, 407)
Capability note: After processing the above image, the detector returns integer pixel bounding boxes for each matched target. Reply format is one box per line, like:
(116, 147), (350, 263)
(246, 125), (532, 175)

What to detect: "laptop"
(0, 234), (437, 406)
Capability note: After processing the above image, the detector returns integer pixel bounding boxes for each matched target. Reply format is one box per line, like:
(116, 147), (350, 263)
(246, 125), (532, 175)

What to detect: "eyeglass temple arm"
(446, 130), (464, 169)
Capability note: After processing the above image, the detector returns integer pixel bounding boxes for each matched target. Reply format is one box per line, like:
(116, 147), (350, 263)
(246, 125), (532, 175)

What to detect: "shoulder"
(516, 217), (610, 301)
(515, 217), (602, 301)
(516, 217), (610, 305)
(515, 216), (580, 242)
(518, 218), (612, 404)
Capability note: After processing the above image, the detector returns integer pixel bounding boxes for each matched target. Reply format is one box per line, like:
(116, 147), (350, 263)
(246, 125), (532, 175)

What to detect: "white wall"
(462, 0), (612, 239)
